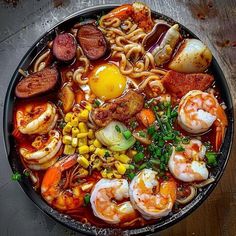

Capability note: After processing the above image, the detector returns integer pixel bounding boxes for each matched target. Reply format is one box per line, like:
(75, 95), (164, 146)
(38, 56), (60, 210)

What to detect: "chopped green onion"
(84, 193), (91, 206)
(122, 130), (132, 140)
(134, 152), (145, 163)
(104, 151), (110, 157)
(182, 137), (190, 144)
(153, 107), (165, 132)
(138, 162), (148, 170)
(150, 159), (160, 165)
(115, 125), (121, 133)
(206, 152), (218, 166)
(134, 141), (144, 152)
(93, 99), (101, 107)
(147, 125), (156, 135)
(11, 172), (21, 181)
(175, 145), (185, 152)
(128, 164), (135, 170)
(138, 131), (146, 138)
(167, 104), (171, 118)
(163, 132), (176, 140)
(127, 172), (136, 180)
(130, 121), (138, 129)
(158, 139), (165, 147)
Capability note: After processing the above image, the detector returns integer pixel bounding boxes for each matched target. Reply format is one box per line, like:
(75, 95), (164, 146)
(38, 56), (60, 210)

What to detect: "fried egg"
(88, 63), (126, 100)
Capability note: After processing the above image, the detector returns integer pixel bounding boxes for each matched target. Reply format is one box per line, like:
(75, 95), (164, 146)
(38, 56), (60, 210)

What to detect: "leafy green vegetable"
(11, 172), (21, 181)
(206, 152), (218, 166)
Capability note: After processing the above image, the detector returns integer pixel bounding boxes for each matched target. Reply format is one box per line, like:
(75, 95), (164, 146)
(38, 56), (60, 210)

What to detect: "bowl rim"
(3, 3), (234, 235)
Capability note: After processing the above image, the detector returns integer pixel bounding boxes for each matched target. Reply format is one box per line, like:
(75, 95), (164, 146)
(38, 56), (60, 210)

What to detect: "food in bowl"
(12, 2), (228, 229)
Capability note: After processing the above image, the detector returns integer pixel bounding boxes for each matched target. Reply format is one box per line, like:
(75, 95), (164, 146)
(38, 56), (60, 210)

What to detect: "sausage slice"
(15, 68), (58, 98)
(53, 33), (77, 62)
(77, 24), (108, 60)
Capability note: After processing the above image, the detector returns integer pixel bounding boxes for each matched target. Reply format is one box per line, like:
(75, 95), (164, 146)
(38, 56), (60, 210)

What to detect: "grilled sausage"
(163, 70), (214, 98)
(53, 33), (77, 62)
(77, 24), (108, 60)
(15, 68), (58, 98)
(91, 90), (144, 127)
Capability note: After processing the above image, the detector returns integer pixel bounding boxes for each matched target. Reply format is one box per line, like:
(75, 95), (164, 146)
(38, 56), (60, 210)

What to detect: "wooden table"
(0, 0), (235, 235)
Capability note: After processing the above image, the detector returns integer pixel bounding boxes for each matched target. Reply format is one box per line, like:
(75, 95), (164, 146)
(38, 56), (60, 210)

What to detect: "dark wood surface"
(0, 0), (235, 235)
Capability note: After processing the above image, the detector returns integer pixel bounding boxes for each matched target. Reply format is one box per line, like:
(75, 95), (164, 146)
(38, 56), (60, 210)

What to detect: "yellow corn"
(113, 170), (122, 179)
(78, 145), (89, 154)
(89, 145), (96, 152)
(72, 137), (78, 148)
(63, 122), (72, 133)
(115, 161), (126, 175)
(81, 182), (93, 191)
(79, 122), (88, 133)
(77, 133), (88, 139)
(107, 157), (115, 163)
(72, 127), (80, 137)
(78, 167), (89, 177)
(94, 148), (105, 157)
(88, 129), (94, 139)
(78, 137), (87, 147)
(85, 103), (92, 111)
(106, 171), (113, 179)
(72, 187), (80, 197)
(90, 154), (96, 162)
(93, 139), (102, 148)
(84, 154), (89, 159)
(78, 109), (89, 122)
(101, 169), (107, 178)
(62, 135), (72, 145)
(71, 116), (79, 127)
(64, 112), (73, 123)
(63, 144), (75, 155)
(77, 155), (90, 168)
(116, 154), (130, 164)
(92, 159), (103, 170)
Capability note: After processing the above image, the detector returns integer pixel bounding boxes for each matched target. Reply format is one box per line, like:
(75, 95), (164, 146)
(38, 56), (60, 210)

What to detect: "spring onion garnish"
(122, 130), (132, 140)
(84, 193), (91, 206)
(11, 172), (21, 181)
(206, 152), (218, 166)
(115, 125), (121, 133)
(134, 152), (145, 163)
(127, 172), (136, 180)
(93, 99), (101, 107)
(138, 131), (146, 138)
(138, 162), (148, 170)
(175, 145), (185, 152)
(182, 137), (190, 144)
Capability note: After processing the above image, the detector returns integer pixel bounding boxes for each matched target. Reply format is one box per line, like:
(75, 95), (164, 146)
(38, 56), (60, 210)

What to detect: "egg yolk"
(88, 63), (126, 100)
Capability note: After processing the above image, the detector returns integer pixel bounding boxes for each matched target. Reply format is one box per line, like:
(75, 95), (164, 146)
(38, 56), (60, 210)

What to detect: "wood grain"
(0, 0), (235, 235)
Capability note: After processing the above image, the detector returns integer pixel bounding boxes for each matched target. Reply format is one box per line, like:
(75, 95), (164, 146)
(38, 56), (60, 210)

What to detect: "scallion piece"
(150, 159), (160, 165)
(134, 152), (145, 163)
(138, 131), (146, 138)
(206, 152), (218, 166)
(153, 107), (165, 132)
(127, 172), (136, 180)
(138, 162), (148, 170)
(182, 137), (190, 144)
(122, 130), (132, 140)
(84, 193), (91, 206)
(93, 99), (101, 107)
(147, 125), (156, 135)
(115, 125), (121, 133)
(163, 132), (176, 140)
(128, 164), (135, 170)
(11, 172), (21, 181)
(175, 145), (185, 152)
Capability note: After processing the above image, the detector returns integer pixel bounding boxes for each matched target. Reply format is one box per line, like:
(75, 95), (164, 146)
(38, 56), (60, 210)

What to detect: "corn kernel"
(81, 182), (93, 191)
(72, 127), (80, 137)
(71, 116), (79, 127)
(79, 122), (88, 133)
(78, 145), (89, 154)
(78, 137), (87, 147)
(93, 139), (102, 148)
(62, 135), (72, 145)
(113, 170), (122, 179)
(89, 145), (96, 152)
(72, 187), (80, 197)
(116, 154), (130, 164)
(94, 148), (105, 157)
(63, 144), (75, 155)
(78, 109), (89, 122)
(101, 169), (107, 178)
(63, 122), (72, 133)
(78, 168), (89, 178)
(84, 154), (89, 159)
(88, 129), (94, 139)
(106, 171), (113, 179)
(77, 133), (88, 139)
(85, 103), (92, 111)
(64, 112), (73, 122)
(115, 161), (126, 175)
(92, 159), (102, 170)
(72, 137), (78, 148)
(90, 154), (96, 162)
(77, 155), (90, 168)
(88, 139), (94, 145)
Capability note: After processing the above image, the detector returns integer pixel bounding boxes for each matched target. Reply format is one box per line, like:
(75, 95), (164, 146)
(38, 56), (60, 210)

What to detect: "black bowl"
(3, 4), (234, 236)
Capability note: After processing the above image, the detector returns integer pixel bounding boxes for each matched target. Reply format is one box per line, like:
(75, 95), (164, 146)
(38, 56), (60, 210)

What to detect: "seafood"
(16, 102), (58, 135)
(129, 169), (176, 220)
(90, 179), (136, 224)
(178, 90), (228, 150)
(169, 39), (212, 73)
(20, 130), (62, 170)
(41, 154), (95, 210)
(168, 139), (209, 182)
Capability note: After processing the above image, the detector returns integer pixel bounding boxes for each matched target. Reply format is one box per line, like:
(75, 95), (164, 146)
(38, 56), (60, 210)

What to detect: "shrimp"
(178, 90), (228, 151)
(16, 102), (58, 135)
(101, 2), (154, 32)
(129, 169), (176, 220)
(90, 179), (137, 224)
(168, 139), (209, 182)
(20, 130), (62, 170)
(41, 154), (95, 210)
